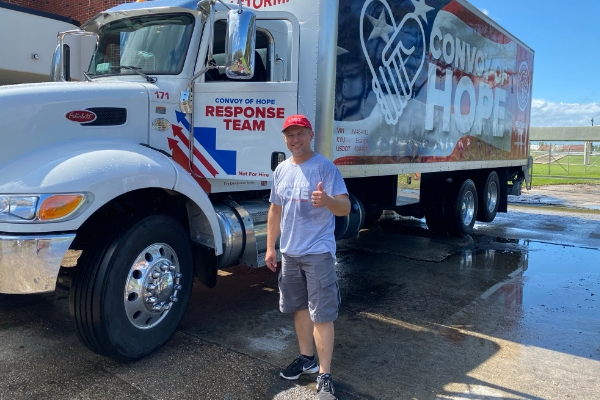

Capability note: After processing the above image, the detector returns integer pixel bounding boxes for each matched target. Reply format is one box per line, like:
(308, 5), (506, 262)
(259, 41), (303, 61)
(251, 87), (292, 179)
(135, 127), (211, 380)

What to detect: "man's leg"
(302, 253), (339, 398)
(279, 255), (319, 380)
(294, 309), (314, 356)
(303, 253), (339, 375)
(313, 321), (334, 373)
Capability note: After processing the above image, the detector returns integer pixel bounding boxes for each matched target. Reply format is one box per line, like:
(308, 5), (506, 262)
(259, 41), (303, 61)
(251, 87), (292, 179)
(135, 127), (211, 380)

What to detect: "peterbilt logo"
(65, 110), (97, 123)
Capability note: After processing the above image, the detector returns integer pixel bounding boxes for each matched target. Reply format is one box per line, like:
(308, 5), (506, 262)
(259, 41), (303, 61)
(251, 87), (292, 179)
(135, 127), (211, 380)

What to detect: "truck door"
(191, 19), (298, 183)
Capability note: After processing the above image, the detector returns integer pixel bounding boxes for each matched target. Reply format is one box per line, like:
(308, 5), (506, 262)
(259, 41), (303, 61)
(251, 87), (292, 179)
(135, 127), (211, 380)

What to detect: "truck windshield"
(89, 13), (194, 77)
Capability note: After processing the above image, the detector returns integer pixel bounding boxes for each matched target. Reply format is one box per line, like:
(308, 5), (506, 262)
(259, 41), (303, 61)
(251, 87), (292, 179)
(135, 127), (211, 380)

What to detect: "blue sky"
(468, 0), (600, 127)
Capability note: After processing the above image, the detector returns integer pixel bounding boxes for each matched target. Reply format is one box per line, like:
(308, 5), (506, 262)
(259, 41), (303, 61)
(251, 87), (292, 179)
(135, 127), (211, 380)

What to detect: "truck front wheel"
(70, 214), (194, 361)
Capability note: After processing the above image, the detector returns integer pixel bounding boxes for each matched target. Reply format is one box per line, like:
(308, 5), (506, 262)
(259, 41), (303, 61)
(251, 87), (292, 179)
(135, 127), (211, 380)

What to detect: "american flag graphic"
(334, 0), (534, 165)
(169, 111), (238, 193)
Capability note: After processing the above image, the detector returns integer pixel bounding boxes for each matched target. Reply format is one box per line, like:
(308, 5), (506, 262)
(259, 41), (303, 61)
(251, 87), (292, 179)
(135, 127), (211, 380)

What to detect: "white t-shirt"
(269, 153), (348, 257)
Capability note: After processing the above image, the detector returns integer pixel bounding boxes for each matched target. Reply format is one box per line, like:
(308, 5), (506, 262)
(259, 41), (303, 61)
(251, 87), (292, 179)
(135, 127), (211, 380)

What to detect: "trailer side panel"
(333, 0), (534, 175)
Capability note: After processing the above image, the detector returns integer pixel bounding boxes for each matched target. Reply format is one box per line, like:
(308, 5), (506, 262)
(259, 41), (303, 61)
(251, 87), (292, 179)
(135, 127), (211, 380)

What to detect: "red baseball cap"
(282, 114), (313, 132)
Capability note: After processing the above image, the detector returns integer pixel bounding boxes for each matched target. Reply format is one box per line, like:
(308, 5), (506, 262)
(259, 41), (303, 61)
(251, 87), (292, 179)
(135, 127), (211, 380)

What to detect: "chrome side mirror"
(197, 0), (212, 18)
(271, 152), (286, 171)
(225, 7), (256, 79)
(50, 43), (64, 82)
(51, 30), (99, 82)
(50, 42), (71, 82)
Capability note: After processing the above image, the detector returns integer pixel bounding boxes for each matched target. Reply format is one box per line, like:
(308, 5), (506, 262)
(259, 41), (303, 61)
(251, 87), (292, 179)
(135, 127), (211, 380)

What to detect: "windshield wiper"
(109, 65), (157, 83)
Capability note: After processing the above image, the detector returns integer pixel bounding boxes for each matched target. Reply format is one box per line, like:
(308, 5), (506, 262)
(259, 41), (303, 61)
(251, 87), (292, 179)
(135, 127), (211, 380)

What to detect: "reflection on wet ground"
(483, 241), (599, 357)
(434, 240), (600, 400)
(332, 224), (599, 399)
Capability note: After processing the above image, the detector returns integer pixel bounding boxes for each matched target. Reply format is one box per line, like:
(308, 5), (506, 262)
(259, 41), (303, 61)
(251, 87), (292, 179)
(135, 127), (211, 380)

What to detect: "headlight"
(0, 196), (38, 221)
(0, 193), (88, 223)
(0, 196), (8, 214)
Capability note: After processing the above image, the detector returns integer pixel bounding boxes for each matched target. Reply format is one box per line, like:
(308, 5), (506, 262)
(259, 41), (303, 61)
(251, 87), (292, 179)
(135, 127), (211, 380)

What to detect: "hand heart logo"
(360, 0), (430, 125)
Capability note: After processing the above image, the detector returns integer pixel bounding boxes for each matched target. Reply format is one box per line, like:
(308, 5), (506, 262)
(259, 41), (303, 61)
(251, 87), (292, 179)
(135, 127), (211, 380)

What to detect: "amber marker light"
(38, 194), (85, 221)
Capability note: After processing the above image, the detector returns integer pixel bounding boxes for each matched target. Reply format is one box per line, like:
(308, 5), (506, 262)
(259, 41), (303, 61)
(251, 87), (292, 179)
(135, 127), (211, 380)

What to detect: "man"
(265, 114), (351, 400)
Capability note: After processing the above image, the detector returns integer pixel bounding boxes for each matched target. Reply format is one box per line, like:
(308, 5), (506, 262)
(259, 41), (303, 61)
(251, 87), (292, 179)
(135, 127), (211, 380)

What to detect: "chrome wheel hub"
(461, 191), (475, 226)
(124, 243), (182, 330)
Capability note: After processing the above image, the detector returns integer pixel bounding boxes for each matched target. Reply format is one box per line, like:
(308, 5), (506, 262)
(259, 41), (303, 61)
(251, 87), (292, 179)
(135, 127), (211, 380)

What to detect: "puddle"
(449, 239), (599, 299)
(335, 228), (599, 364)
(524, 241), (600, 275)
(448, 240), (600, 359)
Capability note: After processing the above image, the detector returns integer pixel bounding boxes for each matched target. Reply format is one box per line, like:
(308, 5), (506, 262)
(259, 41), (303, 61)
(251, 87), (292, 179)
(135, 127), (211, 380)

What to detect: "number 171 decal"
(155, 91), (170, 100)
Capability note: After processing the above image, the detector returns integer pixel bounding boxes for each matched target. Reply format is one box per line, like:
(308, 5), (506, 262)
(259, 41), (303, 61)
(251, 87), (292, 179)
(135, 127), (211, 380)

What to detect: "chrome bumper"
(0, 234), (75, 294)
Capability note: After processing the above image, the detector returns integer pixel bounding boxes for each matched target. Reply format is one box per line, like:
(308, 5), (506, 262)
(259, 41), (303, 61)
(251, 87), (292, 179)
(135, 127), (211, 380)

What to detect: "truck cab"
(0, 0), (311, 361)
(77, 1), (299, 184)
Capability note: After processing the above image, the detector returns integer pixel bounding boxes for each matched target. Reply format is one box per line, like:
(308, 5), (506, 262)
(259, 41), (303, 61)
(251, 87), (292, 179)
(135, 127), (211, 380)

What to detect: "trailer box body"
(331, 0), (533, 178)
(241, 0), (534, 177)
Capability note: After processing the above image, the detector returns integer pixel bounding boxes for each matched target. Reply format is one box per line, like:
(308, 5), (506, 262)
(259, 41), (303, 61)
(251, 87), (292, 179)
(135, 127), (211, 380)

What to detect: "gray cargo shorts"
(278, 252), (341, 323)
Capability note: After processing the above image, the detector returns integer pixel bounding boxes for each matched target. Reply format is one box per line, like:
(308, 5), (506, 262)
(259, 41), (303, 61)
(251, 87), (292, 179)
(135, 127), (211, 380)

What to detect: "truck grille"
(81, 107), (127, 126)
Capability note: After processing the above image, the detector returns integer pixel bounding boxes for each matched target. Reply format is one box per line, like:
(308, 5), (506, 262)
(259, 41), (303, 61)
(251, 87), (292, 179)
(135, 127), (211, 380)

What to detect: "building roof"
(530, 126), (600, 141)
(0, 1), (79, 25)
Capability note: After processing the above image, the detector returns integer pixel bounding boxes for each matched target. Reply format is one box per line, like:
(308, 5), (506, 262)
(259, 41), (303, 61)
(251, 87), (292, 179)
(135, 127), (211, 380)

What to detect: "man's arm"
(327, 193), (351, 216)
(265, 203), (282, 272)
(312, 182), (351, 216)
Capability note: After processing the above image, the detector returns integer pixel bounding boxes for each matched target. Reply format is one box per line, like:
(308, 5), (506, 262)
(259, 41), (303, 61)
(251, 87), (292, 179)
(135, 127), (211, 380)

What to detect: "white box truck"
(0, 0), (534, 360)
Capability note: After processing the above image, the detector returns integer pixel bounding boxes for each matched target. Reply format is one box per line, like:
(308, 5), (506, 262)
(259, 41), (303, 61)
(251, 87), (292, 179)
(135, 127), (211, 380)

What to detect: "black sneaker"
(316, 373), (337, 400)
(279, 355), (319, 380)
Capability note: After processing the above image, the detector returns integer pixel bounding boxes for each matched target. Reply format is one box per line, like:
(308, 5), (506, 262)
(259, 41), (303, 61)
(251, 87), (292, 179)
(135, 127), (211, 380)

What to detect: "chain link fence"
(530, 143), (600, 180)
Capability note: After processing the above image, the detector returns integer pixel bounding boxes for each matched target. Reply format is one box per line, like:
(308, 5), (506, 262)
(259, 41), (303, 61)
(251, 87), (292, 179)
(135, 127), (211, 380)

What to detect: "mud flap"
(193, 243), (218, 288)
(525, 156), (533, 190)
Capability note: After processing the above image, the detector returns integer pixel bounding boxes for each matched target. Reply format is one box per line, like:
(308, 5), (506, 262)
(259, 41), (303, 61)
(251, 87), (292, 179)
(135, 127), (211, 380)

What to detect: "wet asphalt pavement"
(1, 186), (599, 400)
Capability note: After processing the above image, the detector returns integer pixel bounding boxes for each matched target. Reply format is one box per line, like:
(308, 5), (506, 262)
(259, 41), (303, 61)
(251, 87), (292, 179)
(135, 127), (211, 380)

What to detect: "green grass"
(398, 174), (421, 190)
(532, 155), (600, 185)
(531, 177), (600, 186)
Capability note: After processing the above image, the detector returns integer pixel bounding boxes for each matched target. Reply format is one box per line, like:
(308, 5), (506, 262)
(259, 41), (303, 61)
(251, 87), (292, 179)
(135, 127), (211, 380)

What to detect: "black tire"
(69, 214), (194, 361)
(476, 171), (500, 222)
(445, 179), (478, 237)
(334, 194), (365, 239)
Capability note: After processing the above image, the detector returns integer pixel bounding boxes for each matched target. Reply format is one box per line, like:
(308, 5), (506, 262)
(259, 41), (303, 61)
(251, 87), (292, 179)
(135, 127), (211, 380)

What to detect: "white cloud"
(530, 99), (600, 127)
(480, 8), (490, 16)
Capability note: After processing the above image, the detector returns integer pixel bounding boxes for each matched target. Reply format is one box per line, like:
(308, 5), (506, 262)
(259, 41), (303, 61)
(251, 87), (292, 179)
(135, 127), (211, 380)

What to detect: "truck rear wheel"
(445, 179), (478, 237)
(476, 171), (500, 222)
(70, 214), (194, 361)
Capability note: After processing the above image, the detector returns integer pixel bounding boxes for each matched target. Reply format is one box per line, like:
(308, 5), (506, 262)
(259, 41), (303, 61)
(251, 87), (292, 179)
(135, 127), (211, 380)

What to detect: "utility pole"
(586, 118), (594, 166)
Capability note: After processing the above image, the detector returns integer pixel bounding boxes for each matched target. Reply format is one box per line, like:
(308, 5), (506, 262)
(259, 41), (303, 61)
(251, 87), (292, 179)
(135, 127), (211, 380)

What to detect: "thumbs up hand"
(311, 181), (351, 216)
(311, 181), (330, 208)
